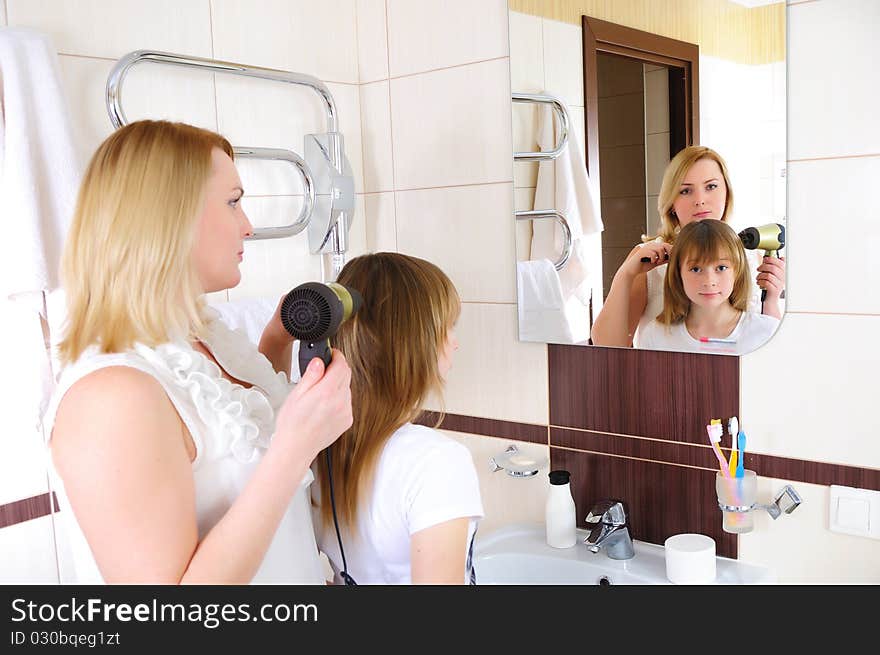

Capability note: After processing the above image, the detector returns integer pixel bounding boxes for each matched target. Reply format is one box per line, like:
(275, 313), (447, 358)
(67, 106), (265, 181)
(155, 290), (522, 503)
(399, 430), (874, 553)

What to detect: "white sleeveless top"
(42, 307), (325, 584)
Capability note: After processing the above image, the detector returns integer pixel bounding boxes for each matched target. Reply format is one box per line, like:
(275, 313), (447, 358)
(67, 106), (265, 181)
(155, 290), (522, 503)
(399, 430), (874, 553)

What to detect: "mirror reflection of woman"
(590, 146), (785, 348)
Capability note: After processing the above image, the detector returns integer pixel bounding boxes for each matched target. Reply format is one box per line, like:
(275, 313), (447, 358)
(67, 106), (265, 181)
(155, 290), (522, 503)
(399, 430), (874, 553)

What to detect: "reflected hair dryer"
(280, 281), (363, 376)
(738, 223), (785, 302)
(738, 223), (785, 258)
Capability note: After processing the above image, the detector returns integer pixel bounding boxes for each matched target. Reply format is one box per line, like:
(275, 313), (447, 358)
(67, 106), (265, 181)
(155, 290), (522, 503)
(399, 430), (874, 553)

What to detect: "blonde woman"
(590, 146), (785, 348)
(313, 253), (484, 585)
(637, 220), (779, 355)
(44, 120), (353, 584)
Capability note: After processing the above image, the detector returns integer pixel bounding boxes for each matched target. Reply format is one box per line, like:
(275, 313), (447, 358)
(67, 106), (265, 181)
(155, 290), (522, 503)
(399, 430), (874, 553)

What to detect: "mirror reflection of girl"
(636, 220), (779, 355)
(312, 252), (484, 585)
(590, 146), (785, 348)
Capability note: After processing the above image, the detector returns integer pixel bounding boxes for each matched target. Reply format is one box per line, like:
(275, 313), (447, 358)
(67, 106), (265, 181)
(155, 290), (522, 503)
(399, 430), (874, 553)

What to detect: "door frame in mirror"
(581, 16), (700, 180)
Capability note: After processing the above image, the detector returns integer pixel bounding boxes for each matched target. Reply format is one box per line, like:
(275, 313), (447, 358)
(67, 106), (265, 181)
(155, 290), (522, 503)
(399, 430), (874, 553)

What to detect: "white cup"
(664, 533), (716, 584)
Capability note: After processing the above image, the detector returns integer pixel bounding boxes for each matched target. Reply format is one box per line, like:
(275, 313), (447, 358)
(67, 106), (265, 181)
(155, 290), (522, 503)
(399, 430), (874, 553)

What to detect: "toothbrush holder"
(715, 470), (758, 533)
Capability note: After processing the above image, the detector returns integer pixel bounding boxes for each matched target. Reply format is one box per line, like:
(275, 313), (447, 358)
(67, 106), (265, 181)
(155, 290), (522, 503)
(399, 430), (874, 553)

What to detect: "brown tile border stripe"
(0, 492), (58, 530)
(551, 427), (880, 492)
(415, 411), (547, 445)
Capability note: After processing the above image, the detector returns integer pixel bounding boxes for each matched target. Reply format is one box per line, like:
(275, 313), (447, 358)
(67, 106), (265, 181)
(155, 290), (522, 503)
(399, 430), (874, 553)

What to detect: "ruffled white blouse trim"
(131, 308), (293, 465)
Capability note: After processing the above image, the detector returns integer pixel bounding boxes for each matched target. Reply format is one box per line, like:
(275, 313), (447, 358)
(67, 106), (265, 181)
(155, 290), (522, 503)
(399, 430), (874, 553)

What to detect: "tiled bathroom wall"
(3, 0), (879, 585)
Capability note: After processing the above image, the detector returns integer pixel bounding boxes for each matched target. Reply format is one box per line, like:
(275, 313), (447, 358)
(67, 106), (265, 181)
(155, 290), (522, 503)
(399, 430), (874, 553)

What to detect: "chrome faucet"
(583, 500), (635, 560)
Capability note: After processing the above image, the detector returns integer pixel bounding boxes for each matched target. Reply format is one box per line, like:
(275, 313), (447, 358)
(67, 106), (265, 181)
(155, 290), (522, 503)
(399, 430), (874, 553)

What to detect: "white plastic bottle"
(545, 470), (577, 548)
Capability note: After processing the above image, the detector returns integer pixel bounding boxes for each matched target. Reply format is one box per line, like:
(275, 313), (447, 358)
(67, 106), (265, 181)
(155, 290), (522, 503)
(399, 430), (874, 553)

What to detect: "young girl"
(312, 252), (484, 585)
(590, 146), (785, 348)
(636, 220), (779, 355)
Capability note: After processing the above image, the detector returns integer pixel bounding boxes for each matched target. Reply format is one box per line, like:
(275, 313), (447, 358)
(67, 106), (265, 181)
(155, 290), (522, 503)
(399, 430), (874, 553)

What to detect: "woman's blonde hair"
(314, 252), (461, 532)
(658, 219), (751, 325)
(58, 120), (234, 365)
(650, 145), (734, 244)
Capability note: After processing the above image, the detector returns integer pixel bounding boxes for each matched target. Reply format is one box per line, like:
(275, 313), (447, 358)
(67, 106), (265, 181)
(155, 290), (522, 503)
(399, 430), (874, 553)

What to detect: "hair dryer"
(738, 222), (785, 302)
(280, 281), (363, 376)
(738, 223), (785, 258)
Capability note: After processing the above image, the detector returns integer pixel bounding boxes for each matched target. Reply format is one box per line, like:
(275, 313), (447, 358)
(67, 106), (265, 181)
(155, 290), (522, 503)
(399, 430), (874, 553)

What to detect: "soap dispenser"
(546, 470), (576, 548)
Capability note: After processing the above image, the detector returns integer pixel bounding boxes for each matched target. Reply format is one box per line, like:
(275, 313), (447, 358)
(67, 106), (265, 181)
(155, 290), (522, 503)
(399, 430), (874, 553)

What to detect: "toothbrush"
(706, 420), (731, 478)
(727, 417), (739, 477)
(736, 431), (746, 478)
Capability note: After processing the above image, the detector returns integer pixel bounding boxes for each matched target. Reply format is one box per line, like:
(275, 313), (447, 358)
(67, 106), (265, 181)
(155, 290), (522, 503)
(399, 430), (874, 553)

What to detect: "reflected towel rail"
(512, 92), (570, 162)
(515, 210), (572, 271)
(105, 50), (352, 255)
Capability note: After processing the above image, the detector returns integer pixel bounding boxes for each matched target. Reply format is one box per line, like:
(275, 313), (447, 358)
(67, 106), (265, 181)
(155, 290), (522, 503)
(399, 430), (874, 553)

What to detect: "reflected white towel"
(517, 259), (590, 345)
(530, 100), (603, 308)
(0, 28), (80, 314)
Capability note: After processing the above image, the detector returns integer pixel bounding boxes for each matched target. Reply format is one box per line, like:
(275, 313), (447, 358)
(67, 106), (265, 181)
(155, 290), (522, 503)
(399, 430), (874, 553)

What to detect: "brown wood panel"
(548, 344), (739, 444)
(551, 447), (736, 558)
(416, 411), (547, 445)
(0, 492), (57, 529)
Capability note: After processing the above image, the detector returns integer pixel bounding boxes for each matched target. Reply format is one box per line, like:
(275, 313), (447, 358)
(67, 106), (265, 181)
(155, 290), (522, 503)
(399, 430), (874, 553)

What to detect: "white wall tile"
(541, 18), (583, 108)
(1, 2), (7, 25)
(508, 11), (544, 93)
(390, 58), (513, 190)
(356, 0), (388, 83)
(359, 81), (394, 192)
(395, 184), (516, 304)
(215, 77), (363, 196)
(211, 0), (359, 84)
(427, 303), (549, 425)
(7, 0), (212, 59)
(444, 432), (549, 537)
(785, 156), (880, 314)
(386, 0), (509, 77)
(0, 516), (58, 583)
(740, 313), (880, 469)
(362, 193), (397, 252)
(514, 187), (536, 262)
(512, 103), (539, 189)
(739, 479), (880, 583)
(57, 55), (218, 167)
(788, 0), (880, 159)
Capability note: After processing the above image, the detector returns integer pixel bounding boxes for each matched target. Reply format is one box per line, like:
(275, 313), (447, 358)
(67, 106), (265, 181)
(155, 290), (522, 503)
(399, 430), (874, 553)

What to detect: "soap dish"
(489, 445), (548, 478)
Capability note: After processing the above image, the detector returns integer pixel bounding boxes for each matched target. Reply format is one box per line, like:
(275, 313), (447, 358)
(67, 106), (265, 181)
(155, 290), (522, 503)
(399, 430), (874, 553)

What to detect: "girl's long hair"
(658, 219), (751, 324)
(314, 252), (460, 532)
(59, 120), (234, 365)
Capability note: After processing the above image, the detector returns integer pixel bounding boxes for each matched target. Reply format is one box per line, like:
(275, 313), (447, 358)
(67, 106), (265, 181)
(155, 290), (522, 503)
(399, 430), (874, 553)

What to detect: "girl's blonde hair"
(314, 252), (461, 531)
(650, 145), (734, 244)
(658, 219), (751, 325)
(58, 120), (234, 365)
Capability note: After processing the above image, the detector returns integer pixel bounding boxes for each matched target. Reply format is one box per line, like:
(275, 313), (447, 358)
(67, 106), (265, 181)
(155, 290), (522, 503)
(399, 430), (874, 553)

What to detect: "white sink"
(473, 523), (775, 585)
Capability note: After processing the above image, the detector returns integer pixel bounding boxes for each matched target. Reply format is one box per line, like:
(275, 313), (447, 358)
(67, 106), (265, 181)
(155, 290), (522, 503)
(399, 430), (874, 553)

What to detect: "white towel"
(208, 295), (302, 382)
(516, 259), (590, 345)
(530, 100), (603, 310)
(0, 28), (81, 315)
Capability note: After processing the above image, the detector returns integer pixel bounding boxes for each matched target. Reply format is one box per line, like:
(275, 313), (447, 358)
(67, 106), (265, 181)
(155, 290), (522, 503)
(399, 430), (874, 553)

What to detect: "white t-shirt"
(315, 423), (484, 585)
(636, 310), (779, 355)
(635, 248), (768, 346)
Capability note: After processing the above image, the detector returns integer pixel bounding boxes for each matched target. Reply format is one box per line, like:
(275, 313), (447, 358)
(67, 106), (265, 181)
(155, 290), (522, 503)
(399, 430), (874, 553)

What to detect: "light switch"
(830, 485), (880, 540)
(836, 497), (869, 532)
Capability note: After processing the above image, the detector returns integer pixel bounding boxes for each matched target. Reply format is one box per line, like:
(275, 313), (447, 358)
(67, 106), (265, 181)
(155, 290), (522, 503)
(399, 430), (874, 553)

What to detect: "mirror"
(510, 0), (786, 355)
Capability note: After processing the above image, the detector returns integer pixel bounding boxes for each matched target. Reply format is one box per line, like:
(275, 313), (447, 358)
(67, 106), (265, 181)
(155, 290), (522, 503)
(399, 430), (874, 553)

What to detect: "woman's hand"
(616, 240), (673, 279)
(756, 255), (785, 319)
(273, 349), (353, 460)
